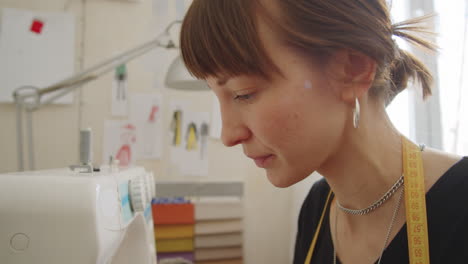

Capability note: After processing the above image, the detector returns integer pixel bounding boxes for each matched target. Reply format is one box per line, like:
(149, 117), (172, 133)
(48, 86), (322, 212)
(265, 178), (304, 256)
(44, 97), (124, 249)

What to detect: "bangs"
(180, 0), (278, 80)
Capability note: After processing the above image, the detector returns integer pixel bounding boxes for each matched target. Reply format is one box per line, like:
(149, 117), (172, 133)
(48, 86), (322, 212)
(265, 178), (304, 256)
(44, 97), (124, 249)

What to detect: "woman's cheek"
(262, 105), (304, 145)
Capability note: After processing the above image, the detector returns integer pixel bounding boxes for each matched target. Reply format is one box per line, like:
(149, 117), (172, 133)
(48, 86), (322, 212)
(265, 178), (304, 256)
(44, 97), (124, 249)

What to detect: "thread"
(80, 128), (93, 165)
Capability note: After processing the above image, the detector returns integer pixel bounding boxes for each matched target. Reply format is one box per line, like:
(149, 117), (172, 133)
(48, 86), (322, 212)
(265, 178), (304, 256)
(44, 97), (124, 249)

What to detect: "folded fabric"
(195, 247), (243, 261)
(196, 259), (243, 264)
(194, 199), (243, 221)
(195, 233), (242, 248)
(155, 224), (195, 239)
(195, 219), (242, 235)
(156, 238), (194, 253)
(157, 252), (195, 263)
(153, 203), (194, 225)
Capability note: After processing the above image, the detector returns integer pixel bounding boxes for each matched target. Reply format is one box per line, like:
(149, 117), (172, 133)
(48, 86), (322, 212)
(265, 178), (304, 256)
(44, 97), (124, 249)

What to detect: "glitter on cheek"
(304, 80), (313, 90)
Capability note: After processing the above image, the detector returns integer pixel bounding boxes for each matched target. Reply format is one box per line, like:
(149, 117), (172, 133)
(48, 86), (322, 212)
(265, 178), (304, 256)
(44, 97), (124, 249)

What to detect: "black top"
(293, 157), (468, 264)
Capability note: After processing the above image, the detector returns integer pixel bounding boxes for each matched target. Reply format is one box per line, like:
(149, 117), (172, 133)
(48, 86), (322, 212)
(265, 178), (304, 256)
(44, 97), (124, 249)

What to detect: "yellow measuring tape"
(304, 137), (430, 264)
(402, 137), (430, 264)
(303, 191), (332, 264)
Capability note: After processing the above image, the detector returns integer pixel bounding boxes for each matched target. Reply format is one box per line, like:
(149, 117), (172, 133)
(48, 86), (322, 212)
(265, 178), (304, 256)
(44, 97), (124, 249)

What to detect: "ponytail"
(389, 48), (433, 99)
(387, 15), (437, 101)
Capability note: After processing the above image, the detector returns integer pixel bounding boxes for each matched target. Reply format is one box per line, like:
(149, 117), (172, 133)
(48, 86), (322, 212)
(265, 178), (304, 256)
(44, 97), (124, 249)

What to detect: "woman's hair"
(180, 0), (436, 104)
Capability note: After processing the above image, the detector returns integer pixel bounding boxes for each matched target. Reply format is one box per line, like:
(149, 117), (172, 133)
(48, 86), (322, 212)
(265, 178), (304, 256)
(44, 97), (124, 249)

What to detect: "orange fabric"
(152, 203), (195, 225)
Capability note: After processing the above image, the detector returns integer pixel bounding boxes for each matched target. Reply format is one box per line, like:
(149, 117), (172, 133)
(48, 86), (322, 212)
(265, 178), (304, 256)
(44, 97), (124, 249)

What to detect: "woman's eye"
(234, 93), (254, 101)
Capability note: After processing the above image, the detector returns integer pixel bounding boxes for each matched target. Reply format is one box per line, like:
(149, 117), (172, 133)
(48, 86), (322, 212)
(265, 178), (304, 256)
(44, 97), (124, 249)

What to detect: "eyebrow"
(217, 78), (229, 86)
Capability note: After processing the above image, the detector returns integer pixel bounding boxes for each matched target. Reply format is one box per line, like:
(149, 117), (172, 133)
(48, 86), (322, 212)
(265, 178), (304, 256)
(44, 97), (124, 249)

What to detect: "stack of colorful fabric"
(193, 198), (244, 264)
(153, 198), (195, 263)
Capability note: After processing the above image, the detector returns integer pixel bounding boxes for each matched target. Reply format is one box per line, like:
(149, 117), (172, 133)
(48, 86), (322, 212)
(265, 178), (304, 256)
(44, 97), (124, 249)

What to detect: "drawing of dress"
(200, 123), (209, 159)
(143, 105), (159, 156)
(170, 110), (182, 146)
(185, 122), (198, 151)
(116, 124), (136, 167)
(115, 64), (127, 100)
(116, 145), (131, 166)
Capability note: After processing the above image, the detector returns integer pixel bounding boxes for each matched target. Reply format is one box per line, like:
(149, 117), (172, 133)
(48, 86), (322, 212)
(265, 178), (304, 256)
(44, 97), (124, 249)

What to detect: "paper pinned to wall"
(180, 111), (210, 176)
(210, 94), (222, 139)
(0, 8), (75, 103)
(175, 0), (188, 20)
(152, 0), (192, 23)
(169, 101), (210, 176)
(152, 0), (169, 24)
(130, 93), (163, 160)
(169, 100), (189, 164)
(146, 0), (190, 86)
(103, 120), (137, 167)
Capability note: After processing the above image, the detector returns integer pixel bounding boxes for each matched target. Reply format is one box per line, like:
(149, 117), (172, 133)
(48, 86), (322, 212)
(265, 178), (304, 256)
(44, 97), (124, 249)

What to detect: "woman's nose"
(220, 109), (251, 147)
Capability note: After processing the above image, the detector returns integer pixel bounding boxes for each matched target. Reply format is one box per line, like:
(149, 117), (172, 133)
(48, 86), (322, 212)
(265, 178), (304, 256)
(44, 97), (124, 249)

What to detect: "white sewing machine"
(0, 165), (157, 264)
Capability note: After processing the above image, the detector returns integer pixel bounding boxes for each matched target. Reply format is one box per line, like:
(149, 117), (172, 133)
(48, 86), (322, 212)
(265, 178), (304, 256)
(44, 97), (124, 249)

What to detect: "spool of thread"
(80, 128), (93, 165)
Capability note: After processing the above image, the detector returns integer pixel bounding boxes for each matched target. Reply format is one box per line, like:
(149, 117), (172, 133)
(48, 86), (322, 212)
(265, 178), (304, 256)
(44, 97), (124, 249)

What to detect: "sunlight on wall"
(435, 0), (468, 155)
(386, 0), (410, 138)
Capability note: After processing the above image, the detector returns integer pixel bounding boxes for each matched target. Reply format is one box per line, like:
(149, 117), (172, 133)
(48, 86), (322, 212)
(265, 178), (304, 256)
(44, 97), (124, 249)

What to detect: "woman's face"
(206, 18), (350, 188)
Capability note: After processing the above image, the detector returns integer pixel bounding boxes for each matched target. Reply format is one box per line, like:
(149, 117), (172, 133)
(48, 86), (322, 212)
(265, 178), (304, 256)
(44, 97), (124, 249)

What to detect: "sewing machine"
(0, 165), (157, 264)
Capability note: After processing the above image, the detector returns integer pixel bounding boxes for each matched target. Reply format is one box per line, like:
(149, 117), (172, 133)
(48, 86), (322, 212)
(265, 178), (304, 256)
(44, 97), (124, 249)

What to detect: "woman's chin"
(266, 169), (313, 188)
(266, 171), (298, 188)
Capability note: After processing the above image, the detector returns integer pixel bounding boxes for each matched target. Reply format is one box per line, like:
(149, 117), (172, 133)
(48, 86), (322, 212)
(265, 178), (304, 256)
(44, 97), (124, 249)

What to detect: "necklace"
(336, 174), (404, 215)
(333, 187), (404, 264)
(330, 143), (425, 264)
(336, 143), (425, 216)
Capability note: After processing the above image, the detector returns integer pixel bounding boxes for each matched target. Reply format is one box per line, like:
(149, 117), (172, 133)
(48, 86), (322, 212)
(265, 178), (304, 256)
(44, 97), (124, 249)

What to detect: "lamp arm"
(33, 20), (182, 110)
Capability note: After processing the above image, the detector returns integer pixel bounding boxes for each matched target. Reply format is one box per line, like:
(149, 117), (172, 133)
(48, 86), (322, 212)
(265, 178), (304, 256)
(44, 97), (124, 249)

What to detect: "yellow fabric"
(156, 238), (194, 253)
(155, 224), (194, 239)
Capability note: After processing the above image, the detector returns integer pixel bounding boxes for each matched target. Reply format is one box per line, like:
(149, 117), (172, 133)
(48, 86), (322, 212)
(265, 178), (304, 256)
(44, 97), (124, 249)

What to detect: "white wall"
(0, 1), (309, 263)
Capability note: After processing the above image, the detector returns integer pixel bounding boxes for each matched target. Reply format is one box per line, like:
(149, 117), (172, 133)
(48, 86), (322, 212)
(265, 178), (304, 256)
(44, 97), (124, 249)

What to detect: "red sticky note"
(30, 19), (44, 34)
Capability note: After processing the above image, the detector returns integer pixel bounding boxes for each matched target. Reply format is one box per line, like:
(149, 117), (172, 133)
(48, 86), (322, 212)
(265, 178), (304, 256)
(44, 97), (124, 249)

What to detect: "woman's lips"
(251, 154), (274, 168)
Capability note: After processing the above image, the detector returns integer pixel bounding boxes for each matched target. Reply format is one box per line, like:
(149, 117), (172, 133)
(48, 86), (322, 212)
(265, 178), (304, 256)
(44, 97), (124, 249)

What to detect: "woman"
(179, 0), (468, 263)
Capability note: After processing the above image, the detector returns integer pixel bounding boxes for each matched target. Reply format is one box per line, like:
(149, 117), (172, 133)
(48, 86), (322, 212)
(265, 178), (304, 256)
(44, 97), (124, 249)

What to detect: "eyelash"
(234, 93), (255, 102)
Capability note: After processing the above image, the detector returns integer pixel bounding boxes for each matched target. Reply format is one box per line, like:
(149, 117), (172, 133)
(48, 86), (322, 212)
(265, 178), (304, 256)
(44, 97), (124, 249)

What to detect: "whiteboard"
(0, 8), (75, 104)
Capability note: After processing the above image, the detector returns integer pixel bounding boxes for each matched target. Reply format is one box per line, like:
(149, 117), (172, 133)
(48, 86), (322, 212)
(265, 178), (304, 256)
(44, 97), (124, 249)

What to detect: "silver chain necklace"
(336, 175), (404, 215)
(331, 143), (424, 263)
(333, 187), (404, 264)
(335, 143), (425, 216)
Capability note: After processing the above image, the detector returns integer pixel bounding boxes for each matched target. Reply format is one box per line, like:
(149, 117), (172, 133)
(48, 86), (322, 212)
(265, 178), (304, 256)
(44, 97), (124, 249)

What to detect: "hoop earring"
(353, 97), (360, 129)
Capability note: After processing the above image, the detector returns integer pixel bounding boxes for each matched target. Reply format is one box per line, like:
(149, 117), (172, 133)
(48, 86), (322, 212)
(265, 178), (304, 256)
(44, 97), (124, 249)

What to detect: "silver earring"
(353, 97), (360, 129)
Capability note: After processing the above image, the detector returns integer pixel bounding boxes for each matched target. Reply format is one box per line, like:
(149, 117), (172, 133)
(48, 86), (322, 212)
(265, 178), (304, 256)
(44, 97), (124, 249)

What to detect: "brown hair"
(180, 0), (436, 103)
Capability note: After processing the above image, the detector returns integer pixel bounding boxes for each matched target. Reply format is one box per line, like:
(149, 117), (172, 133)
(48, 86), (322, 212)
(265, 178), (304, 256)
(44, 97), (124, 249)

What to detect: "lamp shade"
(165, 56), (208, 91)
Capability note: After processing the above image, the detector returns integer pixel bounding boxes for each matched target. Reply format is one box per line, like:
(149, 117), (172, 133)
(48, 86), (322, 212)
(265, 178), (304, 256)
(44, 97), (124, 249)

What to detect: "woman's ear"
(327, 49), (377, 103)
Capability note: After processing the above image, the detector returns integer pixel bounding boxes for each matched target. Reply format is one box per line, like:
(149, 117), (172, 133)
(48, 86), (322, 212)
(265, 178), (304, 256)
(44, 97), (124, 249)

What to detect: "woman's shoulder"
(424, 155), (468, 262)
(422, 148), (467, 192)
(425, 153), (468, 206)
(425, 153), (468, 213)
(303, 178), (331, 208)
(294, 178), (332, 264)
(296, 178), (331, 232)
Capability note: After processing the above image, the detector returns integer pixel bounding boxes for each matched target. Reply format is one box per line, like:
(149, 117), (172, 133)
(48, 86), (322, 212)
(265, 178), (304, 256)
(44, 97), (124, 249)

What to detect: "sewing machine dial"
(144, 172), (156, 203)
(129, 176), (147, 212)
